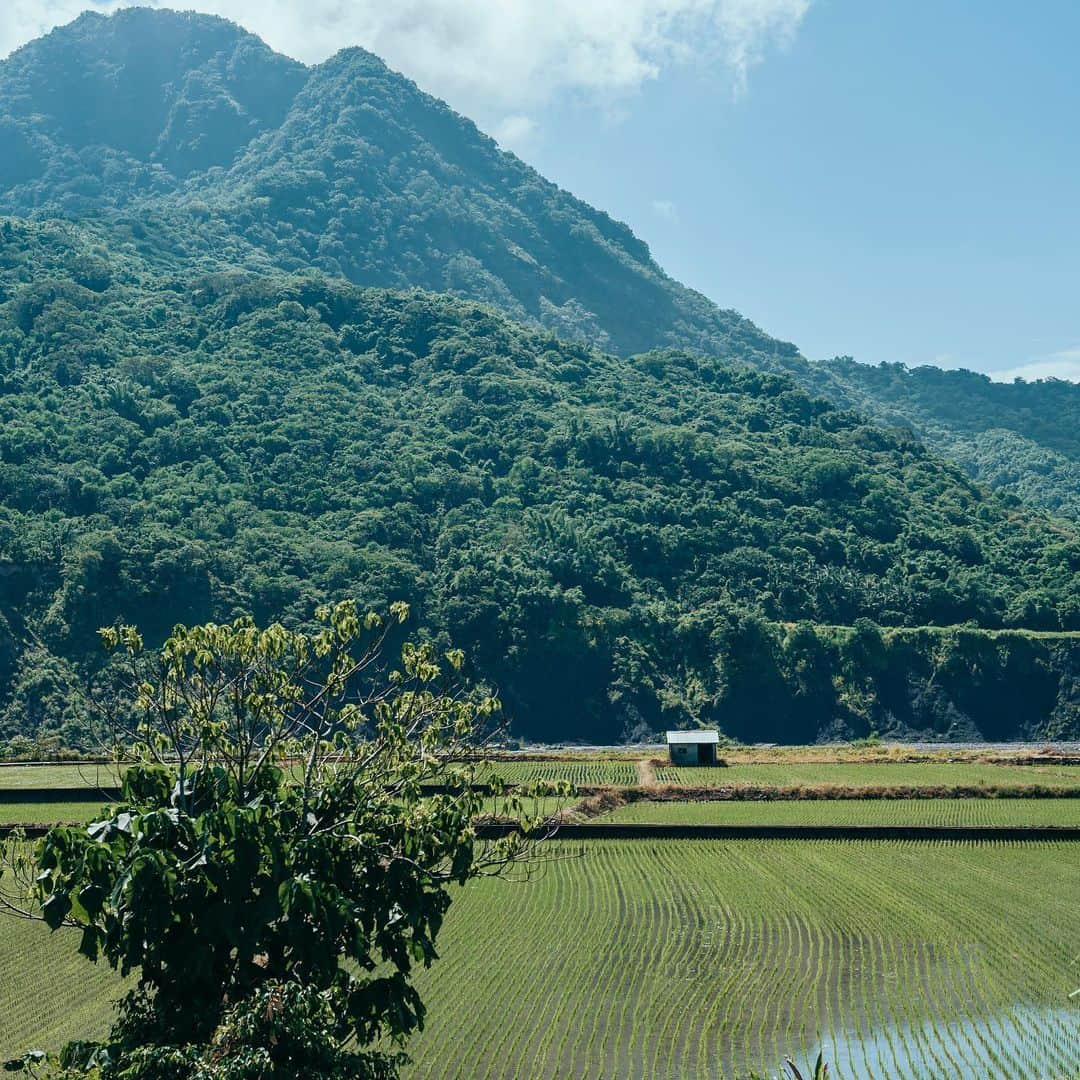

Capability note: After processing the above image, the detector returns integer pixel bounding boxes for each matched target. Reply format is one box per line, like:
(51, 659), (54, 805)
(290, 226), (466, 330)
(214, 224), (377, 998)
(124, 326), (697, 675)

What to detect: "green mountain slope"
(819, 359), (1080, 521)
(2, 9), (1076, 524)
(0, 9), (306, 195)
(0, 220), (1077, 744)
(0, 8), (799, 372)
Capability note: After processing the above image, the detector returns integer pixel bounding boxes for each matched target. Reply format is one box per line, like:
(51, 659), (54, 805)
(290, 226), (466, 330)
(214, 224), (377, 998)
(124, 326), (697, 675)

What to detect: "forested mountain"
(2, 9), (1076, 521)
(4, 10), (1075, 525)
(0, 220), (1077, 745)
(820, 359), (1080, 522)
(0, 11), (1077, 746)
(0, 8), (799, 371)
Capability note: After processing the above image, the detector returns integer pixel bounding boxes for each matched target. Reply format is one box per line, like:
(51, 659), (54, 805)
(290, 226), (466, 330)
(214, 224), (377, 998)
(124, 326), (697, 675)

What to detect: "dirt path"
(636, 757), (657, 786)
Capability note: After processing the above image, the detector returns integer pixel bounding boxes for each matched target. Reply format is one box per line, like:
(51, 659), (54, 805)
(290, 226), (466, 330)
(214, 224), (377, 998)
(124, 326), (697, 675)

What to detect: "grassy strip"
(0, 764), (122, 789)
(595, 798), (1080, 827)
(0, 802), (104, 826)
(654, 760), (1080, 789)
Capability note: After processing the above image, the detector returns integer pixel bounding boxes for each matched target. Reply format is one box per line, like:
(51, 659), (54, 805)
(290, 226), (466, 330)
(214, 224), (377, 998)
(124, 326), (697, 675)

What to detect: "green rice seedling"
(5, 840), (1078, 1077)
(785, 1052), (829, 1079)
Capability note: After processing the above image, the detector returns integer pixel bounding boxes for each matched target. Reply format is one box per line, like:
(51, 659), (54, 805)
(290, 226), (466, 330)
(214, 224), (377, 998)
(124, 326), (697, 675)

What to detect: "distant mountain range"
(0, 9), (1076, 746)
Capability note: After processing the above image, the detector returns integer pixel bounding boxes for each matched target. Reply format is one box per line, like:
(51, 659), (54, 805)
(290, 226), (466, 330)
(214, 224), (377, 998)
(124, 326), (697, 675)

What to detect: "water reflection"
(753, 1005), (1078, 1080)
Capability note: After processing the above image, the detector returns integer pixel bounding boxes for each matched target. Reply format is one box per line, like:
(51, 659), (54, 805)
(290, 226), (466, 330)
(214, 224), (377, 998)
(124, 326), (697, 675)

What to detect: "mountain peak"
(0, 7), (307, 184)
(0, 7), (799, 366)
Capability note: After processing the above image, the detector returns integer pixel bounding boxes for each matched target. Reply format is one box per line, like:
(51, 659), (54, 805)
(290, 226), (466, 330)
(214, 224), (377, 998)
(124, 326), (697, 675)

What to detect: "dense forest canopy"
(0, 219), (1077, 745)
(820, 359), (1080, 522)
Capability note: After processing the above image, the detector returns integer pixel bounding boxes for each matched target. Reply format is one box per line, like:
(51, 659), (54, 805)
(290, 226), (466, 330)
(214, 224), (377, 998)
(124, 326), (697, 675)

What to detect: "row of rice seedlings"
(812, 840), (1076, 1078)
(400, 839), (1078, 1079)
(599, 798), (1080, 827)
(480, 760), (638, 787)
(742, 840), (1068, 1078)
(654, 761), (1080, 789)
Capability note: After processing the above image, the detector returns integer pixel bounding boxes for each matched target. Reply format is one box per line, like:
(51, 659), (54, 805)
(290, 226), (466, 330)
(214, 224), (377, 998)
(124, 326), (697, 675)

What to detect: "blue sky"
(513, 2), (1080, 380)
(5, 1), (1078, 380)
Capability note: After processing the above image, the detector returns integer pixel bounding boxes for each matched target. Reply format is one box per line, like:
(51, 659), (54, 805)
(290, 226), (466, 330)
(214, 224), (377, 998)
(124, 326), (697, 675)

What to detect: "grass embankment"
(0, 802), (105, 826)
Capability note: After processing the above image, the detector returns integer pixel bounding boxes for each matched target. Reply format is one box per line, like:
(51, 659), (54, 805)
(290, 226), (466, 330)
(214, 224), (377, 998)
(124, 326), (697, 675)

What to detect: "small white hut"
(665, 729), (720, 766)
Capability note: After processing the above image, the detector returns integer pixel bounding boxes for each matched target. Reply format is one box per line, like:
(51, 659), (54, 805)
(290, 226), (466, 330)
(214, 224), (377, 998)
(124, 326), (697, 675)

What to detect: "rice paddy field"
(598, 798), (1080, 827)
(654, 761), (1080, 790)
(0, 759), (642, 791)
(2, 749), (1078, 1077)
(1, 836), (1077, 1077)
(401, 839), (1078, 1079)
(4, 756), (1079, 793)
(0, 901), (124, 1056)
(0, 764), (121, 789)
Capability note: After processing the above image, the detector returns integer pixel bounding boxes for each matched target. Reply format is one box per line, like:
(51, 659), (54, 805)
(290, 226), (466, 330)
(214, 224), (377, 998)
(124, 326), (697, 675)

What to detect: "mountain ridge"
(3, 9), (1071, 523)
(0, 7), (806, 370)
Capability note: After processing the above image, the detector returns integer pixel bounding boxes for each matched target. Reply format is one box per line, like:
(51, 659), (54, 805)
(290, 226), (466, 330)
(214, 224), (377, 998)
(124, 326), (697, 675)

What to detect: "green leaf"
(78, 925), (100, 962)
(42, 891), (72, 930)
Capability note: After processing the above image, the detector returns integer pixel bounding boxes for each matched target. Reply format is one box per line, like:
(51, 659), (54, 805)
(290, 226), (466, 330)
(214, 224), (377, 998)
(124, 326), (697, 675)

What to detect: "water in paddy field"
(753, 1005), (1079, 1080)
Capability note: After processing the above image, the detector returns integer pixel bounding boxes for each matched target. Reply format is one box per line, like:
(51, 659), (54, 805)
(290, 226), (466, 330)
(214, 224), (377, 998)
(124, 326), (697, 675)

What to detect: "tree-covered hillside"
(1, 220), (1077, 745)
(0, 9), (306, 195)
(820, 359), (1080, 522)
(1, 9), (1076, 525)
(0, 8), (799, 372)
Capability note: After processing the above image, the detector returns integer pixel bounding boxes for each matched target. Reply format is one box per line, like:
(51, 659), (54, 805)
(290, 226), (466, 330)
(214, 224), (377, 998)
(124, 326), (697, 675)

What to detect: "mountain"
(2, 10), (1076, 525)
(0, 219), (1077, 746)
(819, 359), (1080, 522)
(0, 11), (1077, 746)
(0, 10), (306, 192)
(0, 8), (800, 372)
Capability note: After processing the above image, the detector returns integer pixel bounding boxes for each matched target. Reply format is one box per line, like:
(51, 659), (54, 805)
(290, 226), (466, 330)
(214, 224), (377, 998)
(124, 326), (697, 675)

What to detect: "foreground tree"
(1, 601), (561, 1079)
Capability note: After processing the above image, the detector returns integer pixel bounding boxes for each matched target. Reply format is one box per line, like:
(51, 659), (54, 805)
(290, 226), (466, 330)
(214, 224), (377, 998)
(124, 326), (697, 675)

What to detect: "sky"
(3, 1), (1079, 381)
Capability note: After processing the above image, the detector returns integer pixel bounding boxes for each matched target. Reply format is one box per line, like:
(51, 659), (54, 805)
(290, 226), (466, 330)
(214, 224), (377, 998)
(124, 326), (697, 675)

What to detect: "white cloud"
(0, 0), (123, 56)
(990, 348), (1080, 383)
(652, 199), (679, 222)
(491, 113), (538, 153)
(1, 1), (811, 116)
